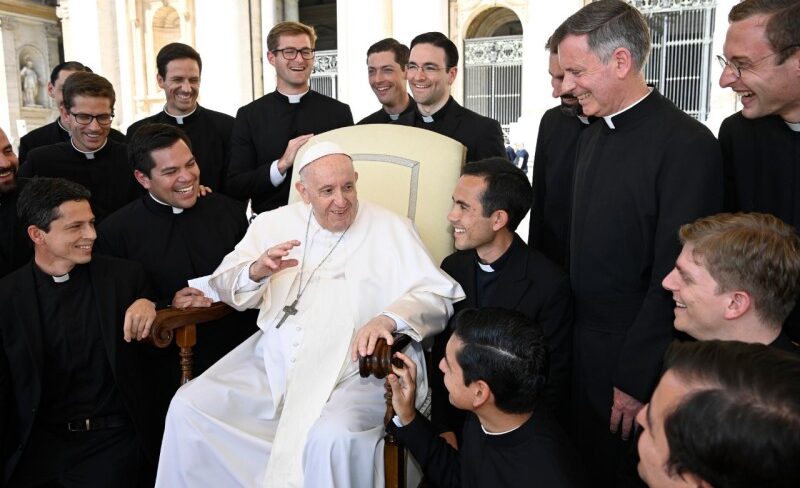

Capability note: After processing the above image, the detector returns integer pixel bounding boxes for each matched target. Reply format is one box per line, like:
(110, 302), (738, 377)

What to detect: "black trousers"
(8, 423), (146, 488)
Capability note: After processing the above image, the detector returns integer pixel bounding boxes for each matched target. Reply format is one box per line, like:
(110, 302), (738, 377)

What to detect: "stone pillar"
(261, 0), (280, 95)
(335, 0), (393, 119)
(0, 16), (17, 139)
(392, 0), (448, 46)
(195, 0), (255, 115)
(285, 0), (299, 22)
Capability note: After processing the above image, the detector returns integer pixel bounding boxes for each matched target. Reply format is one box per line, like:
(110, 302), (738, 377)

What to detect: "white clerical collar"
(388, 113), (400, 121)
(477, 262), (495, 273)
(786, 121), (800, 132)
(149, 193), (184, 214)
(578, 115), (590, 125)
(279, 89), (310, 104)
(52, 272), (70, 283)
(602, 88), (653, 129)
(164, 104), (198, 125)
(71, 138), (107, 159)
(481, 422), (523, 436)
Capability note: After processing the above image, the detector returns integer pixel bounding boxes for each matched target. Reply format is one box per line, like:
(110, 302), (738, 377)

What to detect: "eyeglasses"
(406, 63), (450, 75)
(716, 44), (799, 79)
(272, 48), (315, 60)
(69, 112), (114, 126)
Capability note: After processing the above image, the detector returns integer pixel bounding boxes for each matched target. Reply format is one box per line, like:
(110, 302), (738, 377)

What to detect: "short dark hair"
(557, 0), (651, 71)
(156, 42), (203, 78)
(461, 158), (531, 231)
(452, 308), (548, 414)
(128, 123), (193, 177)
(366, 38), (410, 69)
(17, 177), (92, 232)
(49, 61), (92, 85)
(410, 32), (459, 69)
(662, 340), (800, 488)
(62, 72), (116, 111)
(729, 0), (800, 64)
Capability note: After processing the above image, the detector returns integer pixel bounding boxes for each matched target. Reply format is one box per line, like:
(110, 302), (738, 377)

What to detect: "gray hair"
(558, 0), (652, 71)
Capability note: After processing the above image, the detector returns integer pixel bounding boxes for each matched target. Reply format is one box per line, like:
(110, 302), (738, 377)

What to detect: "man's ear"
(267, 50), (277, 68)
(472, 379), (493, 409)
(295, 180), (311, 204)
(59, 104), (70, 126)
(612, 46), (635, 79)
(134, 169), (152, 190)
(47, 82), (56, 99)
(724, 290), (752, 320)
(447, 66), (458, 85)
(491, 210), (509, 232)
(156, 73), (166, 91)
(27, 225), (45, 246)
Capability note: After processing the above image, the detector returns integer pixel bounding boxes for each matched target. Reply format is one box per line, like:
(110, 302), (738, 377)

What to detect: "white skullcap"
(295, 141), (351, 174)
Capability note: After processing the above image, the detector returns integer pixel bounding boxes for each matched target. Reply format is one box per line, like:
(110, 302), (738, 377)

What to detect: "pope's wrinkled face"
(720, 14), (800, 121)
(296, 154), (358, 232)
(135, 139), (200, 209)
(158, 58), (201, 116)
(0, 128), (19, 193)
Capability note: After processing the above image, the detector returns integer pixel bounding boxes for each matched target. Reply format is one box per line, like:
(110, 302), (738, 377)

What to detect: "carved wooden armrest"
(144, 302), (234, 384)
(358, 333), (414, 488)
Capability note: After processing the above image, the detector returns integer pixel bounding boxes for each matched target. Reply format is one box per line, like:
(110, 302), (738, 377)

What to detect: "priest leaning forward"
(155, 141), (464, 487)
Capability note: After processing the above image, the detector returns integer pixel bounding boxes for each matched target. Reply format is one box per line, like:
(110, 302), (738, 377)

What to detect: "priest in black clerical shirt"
(0, 127), (31, 278)
(226, 21), (353, 214)
(0, 177), (160, 487)
(97, 123), (258, 379)
(357, 38), (416, 125)
(18, 60), (125, 165)
(433, 159), (573, 445)
(19, 71), (140, 223)
(126, 43), (234, 193)
(388, 308), (586, 488)
(529, 32), (593, 271)
(405, 32), (504, 163)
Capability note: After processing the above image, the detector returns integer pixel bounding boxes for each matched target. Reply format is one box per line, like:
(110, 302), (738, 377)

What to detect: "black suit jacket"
(0, 256), (160, 484)
(433, 235), (573, 432)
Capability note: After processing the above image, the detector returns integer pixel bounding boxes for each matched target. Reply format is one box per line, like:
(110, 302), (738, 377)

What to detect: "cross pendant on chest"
(275, 299), (299, 329)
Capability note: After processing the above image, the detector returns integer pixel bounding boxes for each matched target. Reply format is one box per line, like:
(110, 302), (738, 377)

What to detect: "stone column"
(335, 0), (393, 119)
(0, 16), (16, 139)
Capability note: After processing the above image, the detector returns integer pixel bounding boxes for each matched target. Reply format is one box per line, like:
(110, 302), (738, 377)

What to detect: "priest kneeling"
(155, 141), (464, 487)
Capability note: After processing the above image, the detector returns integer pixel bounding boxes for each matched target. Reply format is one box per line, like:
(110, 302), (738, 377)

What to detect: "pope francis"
(155, 141), (464, 487)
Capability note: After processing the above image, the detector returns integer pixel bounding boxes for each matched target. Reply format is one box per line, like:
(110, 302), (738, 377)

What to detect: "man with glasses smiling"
(717, 0), (800, 341)
(406, 32), (504, 163)
(20, 72), (140, 222)
(226, 21), (353, 214)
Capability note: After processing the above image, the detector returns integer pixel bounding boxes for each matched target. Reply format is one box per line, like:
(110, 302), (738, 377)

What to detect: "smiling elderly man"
(555, 1), (723, 485)
(155, 141), (463, 487)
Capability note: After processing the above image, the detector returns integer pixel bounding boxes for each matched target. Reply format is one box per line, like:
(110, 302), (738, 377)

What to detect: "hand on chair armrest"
(144, 302), (234, 348)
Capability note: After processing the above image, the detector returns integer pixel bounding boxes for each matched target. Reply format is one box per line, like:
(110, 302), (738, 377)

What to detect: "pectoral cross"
(276, 299), (299, 329)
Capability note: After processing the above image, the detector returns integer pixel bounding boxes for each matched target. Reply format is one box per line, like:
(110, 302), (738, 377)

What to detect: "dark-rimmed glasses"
(69, 112), (114, 126)
(716, 44), (800, 79)
(272, 48), (315, 60)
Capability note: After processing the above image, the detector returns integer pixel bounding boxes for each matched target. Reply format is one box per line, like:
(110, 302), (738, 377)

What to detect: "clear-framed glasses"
(272, 48), (315, 60)
(406, 63), (449, 75)
(716, 44), (800, 79)
(70, 112), (114, 126)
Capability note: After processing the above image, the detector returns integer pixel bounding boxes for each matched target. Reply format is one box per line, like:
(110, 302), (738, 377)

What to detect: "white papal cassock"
(155, 200), (464, 487)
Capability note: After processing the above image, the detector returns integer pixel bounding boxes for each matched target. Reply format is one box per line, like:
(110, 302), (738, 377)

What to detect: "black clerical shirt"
(474, 243), (512, 307)
(19, 140), (140, 222)
(126, 105), (234, 192)
(33, 264), (125, 425)
(357, 96), (416, 125)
